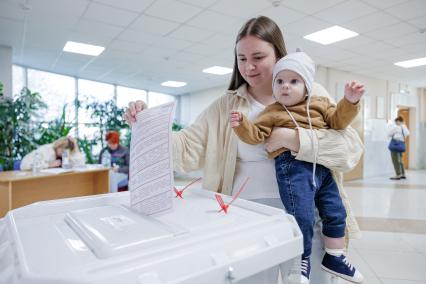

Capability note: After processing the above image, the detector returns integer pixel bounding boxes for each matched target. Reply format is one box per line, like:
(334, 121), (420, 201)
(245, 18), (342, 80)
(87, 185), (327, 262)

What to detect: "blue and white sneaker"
(288, 256), (310, 284)
(301, 256), (311, 283)
(321, 253), (364, 283)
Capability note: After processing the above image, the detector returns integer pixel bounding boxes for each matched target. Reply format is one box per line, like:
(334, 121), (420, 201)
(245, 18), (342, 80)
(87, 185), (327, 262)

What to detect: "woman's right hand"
(123, 100), (147, 126)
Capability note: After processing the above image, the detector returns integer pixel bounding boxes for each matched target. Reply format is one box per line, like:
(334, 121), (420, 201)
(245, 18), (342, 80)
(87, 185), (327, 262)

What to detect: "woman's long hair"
(228, 16), (287, 91)
(53, 137), (77, 154)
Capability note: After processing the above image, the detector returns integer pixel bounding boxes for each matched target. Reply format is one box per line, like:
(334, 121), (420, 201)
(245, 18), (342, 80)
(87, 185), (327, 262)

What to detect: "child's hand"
(230, 110), (242, 128)
(344, 81), (365, 104)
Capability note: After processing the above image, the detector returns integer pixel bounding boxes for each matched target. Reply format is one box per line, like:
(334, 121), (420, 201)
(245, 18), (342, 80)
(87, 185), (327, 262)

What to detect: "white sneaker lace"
(301, 259), (309, 274)
(342, 256), (353, 270)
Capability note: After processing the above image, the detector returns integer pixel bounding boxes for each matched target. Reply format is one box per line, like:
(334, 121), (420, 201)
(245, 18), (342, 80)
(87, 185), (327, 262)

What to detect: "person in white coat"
(20, 136), (85, 170)
(388, 116), (410, 180)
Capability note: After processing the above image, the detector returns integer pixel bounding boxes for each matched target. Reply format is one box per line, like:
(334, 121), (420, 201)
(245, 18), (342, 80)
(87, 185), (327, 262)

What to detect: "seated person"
(98, 131), (129, 192)
(20, 136), (85, 170)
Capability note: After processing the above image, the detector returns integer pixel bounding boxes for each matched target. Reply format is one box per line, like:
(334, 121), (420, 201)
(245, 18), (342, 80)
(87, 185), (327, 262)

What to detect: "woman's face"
(236, 35), (277, 89)
(107, 141), (119, 150)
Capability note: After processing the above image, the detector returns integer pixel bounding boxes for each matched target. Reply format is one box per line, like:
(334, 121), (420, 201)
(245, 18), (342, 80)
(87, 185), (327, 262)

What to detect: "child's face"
(273, 70), (307, 107)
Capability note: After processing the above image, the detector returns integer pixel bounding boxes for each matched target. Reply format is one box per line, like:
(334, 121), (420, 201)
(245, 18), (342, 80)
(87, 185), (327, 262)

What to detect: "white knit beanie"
(272, 51), (315, 95)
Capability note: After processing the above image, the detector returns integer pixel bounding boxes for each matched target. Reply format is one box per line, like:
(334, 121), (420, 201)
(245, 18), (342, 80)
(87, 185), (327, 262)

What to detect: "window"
(12, 65), (26, 98)
(117, 86), (147, 109)
(148, 91), (176, 108)
(27, 69), (76, 122)
(77, 79), (114, 124)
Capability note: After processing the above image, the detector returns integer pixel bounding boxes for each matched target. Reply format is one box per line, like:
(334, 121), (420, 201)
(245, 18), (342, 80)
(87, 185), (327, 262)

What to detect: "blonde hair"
(53, 137), (77, 154)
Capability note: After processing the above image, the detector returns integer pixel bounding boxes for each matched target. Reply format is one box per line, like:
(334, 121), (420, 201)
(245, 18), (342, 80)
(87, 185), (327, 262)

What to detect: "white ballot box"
(0, 189), (302, 284)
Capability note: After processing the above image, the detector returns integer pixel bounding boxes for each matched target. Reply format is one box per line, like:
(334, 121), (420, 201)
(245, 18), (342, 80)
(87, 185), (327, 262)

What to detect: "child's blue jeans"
(275, 151), (347, 258)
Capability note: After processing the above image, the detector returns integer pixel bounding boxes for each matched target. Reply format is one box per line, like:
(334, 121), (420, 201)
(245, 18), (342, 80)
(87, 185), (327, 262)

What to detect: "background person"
(99, 131), (129, 192)
(388, 116), (410, 180)
(20, 136), (85, 170)
(124, 16), (363, 284)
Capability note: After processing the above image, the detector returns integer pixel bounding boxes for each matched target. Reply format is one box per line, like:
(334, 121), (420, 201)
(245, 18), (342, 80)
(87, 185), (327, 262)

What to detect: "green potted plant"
(0, 84), (47, 170)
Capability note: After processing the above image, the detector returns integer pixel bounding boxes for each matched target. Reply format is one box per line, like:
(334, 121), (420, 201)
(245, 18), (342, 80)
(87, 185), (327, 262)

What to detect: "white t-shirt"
(388, 123), (409, 141)
(232, 94), (280, 200)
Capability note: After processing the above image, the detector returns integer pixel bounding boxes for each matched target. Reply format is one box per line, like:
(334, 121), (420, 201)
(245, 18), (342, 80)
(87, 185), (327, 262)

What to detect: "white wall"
(180, 85), (226, 126)
(181, 65), (423, 177)
(417, 88), (426, 169)
(303, 66), (421, 176)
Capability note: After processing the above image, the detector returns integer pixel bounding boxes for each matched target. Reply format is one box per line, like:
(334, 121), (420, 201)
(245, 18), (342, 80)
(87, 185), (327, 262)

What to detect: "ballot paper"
(39, 168), (74, 174)
(129, 101), (176, 216)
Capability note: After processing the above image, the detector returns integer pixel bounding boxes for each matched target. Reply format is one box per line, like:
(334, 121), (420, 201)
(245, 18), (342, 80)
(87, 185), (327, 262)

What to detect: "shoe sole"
(321, 265), (363, 283)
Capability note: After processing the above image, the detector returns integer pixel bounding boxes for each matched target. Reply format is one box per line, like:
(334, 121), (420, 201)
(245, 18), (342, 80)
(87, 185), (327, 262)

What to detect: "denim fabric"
(275, 151), (346, 258)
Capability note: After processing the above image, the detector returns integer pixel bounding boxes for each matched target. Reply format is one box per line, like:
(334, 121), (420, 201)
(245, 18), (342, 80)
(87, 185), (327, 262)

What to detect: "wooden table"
(0, 167), (109, 217)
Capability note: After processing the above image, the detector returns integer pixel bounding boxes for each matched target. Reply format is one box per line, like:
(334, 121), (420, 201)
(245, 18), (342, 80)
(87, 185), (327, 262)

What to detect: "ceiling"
(1, 0), (426, 95)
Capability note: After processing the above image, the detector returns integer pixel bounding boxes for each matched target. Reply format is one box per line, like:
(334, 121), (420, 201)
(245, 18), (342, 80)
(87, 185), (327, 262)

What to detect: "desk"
(0, 167), (109, 217)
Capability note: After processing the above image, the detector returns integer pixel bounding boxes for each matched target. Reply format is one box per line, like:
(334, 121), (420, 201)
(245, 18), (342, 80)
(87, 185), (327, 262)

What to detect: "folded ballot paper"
(129, 101), (176, 216)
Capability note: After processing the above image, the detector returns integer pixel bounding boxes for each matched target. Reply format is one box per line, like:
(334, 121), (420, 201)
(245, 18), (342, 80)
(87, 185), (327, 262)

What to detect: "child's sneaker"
(288, 256), (310, 284)
(301, 256), (310, 283)
(321, 253), (364, 283)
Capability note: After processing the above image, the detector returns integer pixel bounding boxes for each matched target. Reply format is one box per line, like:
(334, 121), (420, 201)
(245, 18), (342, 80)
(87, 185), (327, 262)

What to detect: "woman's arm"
(20, 145), (56, 170)
(265, 126), (363, 173)
(296, 127), (363, 173)
(172, 97), (223, 173)
(124, 99), (213, 173)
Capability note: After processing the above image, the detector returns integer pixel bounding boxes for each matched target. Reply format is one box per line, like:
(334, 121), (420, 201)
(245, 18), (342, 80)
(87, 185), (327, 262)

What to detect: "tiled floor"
(342, 170), (426, 284)
(175, 170), (426, 283)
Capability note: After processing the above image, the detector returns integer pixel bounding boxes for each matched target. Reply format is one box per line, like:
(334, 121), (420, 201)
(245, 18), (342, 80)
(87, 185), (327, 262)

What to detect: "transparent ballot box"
(0, 189), (302, 284)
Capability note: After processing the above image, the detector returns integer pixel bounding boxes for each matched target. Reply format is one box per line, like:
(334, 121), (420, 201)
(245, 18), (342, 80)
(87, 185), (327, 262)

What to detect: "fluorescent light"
(202, 66), (233, 75)
(161, 81), (187, 87)
(394, 57), (426, 68)
(63, 41), (105, 56)
(304, 26), (358, 45)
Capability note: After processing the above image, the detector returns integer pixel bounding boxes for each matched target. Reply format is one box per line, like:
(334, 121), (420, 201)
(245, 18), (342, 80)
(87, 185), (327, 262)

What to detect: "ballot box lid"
(0, 189), (302, 284)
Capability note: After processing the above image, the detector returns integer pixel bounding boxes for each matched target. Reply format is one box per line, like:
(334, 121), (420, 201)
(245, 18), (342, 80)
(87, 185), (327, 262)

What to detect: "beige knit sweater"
(172, 83), (363, 239)
(234, 96), (360, 159)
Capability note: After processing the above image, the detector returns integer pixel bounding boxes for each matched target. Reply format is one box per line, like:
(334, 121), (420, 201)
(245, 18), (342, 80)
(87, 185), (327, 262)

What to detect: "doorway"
(397, 108), (409, 168)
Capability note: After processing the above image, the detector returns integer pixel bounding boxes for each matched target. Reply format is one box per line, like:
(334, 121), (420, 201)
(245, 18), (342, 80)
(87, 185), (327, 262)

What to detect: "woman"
(388, 116), (409, 180)
(125, 16), (362, 284)
(20, 136), (85, 170)
(98, 131), (130, 192)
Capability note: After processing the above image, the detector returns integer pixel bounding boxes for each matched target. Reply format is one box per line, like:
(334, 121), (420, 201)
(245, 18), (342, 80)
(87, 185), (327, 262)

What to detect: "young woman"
(20, 136), (85, 170)
(125, 16), (363, 284)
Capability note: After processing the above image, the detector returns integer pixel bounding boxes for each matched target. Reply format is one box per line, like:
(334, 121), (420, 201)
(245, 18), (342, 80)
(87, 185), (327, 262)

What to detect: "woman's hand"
(48, 159), (62, 168)
(123, 100), (148, 126)
(265, 127), (300, 153)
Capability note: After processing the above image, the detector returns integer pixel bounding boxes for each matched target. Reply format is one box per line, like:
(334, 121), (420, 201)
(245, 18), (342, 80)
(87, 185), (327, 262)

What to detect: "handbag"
(388, 126), (406, 153)
(388, 139), (405, 152)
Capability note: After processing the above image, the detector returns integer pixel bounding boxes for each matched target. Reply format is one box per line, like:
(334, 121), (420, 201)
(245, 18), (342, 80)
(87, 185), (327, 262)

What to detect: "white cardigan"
(20, 143), (85, 170)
